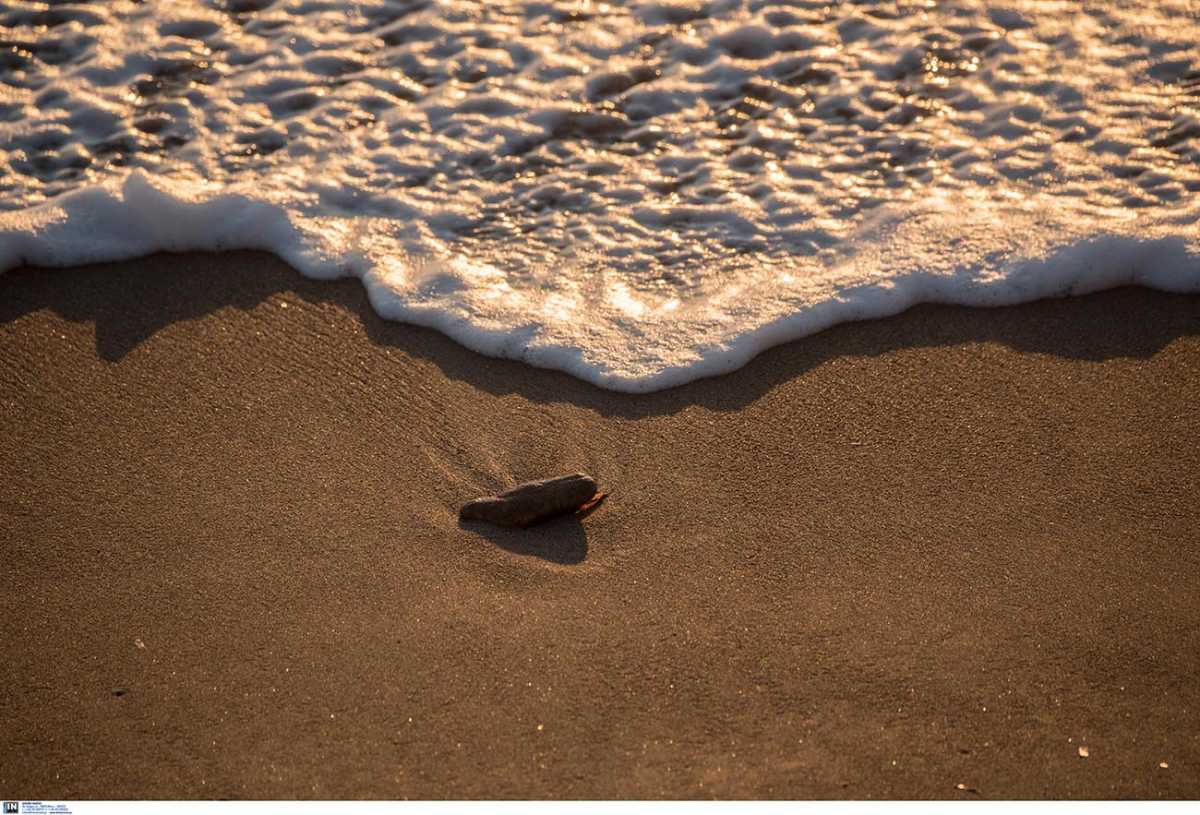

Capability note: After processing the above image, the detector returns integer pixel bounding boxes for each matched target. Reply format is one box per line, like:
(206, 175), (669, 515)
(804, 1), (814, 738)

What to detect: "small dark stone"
(460, 473), (602, 528)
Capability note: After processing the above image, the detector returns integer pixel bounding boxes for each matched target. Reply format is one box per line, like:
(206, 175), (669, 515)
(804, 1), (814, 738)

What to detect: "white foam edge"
(2, 171), (1198, 393)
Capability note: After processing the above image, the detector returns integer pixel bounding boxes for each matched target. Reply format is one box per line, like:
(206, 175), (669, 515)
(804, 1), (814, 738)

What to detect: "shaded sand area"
(1, 252), (1198, 799)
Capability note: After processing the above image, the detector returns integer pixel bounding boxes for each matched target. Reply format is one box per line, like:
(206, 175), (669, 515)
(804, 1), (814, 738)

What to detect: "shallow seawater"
(1, 0), (1198, 390)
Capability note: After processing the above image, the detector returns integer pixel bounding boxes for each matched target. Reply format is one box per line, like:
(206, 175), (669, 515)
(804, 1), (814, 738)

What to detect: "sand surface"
(1, 252), (1198, 799)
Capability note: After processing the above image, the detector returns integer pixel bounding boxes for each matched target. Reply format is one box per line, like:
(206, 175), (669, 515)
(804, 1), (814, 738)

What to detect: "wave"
(2, 171), (1197, 392)
(3, 0), (1200, 389)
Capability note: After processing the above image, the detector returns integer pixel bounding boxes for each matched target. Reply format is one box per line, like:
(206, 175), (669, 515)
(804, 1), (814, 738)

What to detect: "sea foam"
(2, 0), (1198, 391)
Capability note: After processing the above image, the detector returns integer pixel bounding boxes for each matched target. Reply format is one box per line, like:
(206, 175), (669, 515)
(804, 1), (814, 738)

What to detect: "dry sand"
(1, 251), (1198, 799)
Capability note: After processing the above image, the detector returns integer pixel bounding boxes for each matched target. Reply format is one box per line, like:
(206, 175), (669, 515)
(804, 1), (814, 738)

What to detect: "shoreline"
(2, 251), (1198, 798)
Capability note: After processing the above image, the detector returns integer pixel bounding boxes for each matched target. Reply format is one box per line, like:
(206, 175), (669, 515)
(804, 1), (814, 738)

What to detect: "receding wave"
(2, 0), (1198, 391)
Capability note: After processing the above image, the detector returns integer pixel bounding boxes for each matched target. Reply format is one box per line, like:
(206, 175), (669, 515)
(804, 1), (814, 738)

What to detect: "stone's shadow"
(459, 514), (589, 565)
(2, 250), (1199, 419)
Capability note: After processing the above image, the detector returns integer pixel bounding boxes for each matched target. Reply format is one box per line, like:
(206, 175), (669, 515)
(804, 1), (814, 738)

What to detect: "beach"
(1, 250), (1198, 799)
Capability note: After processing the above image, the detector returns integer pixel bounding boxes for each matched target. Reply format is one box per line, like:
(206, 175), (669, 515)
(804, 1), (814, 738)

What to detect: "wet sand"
(1, 251), (1198, 799)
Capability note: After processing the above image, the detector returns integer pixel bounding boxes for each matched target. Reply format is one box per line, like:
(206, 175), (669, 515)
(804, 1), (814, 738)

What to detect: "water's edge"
(4, 172), (1197, 393)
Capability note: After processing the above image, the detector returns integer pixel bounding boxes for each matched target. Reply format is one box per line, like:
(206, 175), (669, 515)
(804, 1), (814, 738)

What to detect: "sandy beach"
(1, 250), (1198, 799)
